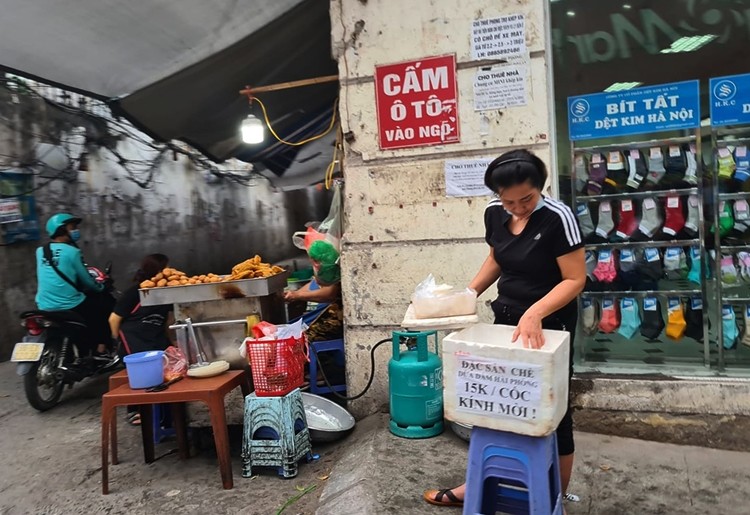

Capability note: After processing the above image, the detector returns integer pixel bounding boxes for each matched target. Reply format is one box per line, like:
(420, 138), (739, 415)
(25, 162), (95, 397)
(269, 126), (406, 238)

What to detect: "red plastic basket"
(245, 335), (308, 397)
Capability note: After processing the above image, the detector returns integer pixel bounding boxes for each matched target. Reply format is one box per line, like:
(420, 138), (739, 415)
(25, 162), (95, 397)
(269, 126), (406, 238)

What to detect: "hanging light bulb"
(241, 114), (264, 144)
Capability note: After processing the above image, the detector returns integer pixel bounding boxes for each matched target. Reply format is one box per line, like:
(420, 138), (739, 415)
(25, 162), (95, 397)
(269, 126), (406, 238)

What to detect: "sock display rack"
(569, 129), (713, 367)
(710, 126), (750, 369)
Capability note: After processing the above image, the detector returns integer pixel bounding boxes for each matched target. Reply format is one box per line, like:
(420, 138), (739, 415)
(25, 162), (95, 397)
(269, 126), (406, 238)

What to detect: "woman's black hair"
(483, 149), (547, 193)
(134, 253), (169, 283)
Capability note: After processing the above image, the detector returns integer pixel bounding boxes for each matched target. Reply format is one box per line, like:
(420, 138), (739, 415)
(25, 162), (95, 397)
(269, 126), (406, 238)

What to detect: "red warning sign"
(374, 54), (460, 150)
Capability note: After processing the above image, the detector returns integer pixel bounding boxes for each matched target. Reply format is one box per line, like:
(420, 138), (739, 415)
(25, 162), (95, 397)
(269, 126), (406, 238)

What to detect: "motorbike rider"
(35, 213), (114, 360)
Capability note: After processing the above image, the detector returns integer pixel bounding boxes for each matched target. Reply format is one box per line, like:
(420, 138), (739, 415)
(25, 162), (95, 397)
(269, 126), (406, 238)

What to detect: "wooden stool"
(101, 370), (250, 494)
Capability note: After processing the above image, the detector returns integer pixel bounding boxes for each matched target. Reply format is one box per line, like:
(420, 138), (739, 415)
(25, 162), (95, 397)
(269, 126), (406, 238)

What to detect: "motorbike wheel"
(24, 346), (64, 411)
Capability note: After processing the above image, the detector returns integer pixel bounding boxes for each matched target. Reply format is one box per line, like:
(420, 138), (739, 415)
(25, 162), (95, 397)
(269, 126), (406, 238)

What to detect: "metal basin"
(301, 392), (355, 443)
(450, 420), (472, 442)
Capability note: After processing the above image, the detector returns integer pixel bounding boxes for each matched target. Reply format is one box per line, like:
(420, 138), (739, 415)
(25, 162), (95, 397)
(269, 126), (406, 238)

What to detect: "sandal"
(126, 412), (141, 426)
(423, 488), (463, 507)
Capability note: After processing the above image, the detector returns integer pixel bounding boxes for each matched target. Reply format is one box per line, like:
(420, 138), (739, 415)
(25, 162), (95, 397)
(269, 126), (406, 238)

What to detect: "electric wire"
(253, 96), (339, 147)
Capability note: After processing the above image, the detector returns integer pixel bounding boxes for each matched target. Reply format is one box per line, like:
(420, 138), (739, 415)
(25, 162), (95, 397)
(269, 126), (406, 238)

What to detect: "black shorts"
(491, 300), (576, 456)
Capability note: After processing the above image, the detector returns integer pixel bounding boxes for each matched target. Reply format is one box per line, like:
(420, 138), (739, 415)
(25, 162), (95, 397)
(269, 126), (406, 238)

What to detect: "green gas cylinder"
(389, 330), (444, 438)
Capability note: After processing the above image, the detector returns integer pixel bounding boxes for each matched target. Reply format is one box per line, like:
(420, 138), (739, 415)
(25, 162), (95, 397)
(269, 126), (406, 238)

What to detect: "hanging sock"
(683, 144), (698, 185)
(664, 145), (687, 186)
(663, 247), (688, 280)
(641, 297), (665, 339)
(595, 201), (615, 239)
(717, 147), (736, 180)
(665, 297), (687, 340)
(687, 246), (702, 284)
(606, 151), (628, 189)
(683, 195), (701, 237)
(722, 305), (739, 350)
(612, 200), (638, 241)
(617, 297), (641, 339)
(684, 297), (704, 342)
(638, 247), (663, 282)
(593, 249), (618, 283)
(585, 250), (597, 282)
(626, 149), (647, 190)
(738, 252), (750, 284)
(598, 298), (620, 334)
(638, 198), (663, 238)
(734, 146), (750, 183)
(732, 199), (750, 236)
(587, 154), (607, 195)
(576, 203), (596, 240)
(743, 305), (750, 348)
(618, 248), (640, 289)
(716, 201), (735, 238)
(721, 254), (739, 286)
(646, 147), (666, 185)
(581, 297), (599, 336)
(662, 196), (685, 237)
(574, 154), (589, 193)
(619, 248), (637, 272)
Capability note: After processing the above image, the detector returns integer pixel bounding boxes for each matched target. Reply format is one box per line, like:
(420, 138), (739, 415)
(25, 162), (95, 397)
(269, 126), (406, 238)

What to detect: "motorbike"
(11, 263), (119, 411)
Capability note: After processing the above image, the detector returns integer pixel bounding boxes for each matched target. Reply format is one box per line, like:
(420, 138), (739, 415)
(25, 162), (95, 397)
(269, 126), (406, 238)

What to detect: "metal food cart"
(139, 271), (289, 425)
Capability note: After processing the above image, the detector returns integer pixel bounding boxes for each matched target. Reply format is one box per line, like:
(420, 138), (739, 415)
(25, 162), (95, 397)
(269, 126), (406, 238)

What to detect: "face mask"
(69, 229), (81, 242)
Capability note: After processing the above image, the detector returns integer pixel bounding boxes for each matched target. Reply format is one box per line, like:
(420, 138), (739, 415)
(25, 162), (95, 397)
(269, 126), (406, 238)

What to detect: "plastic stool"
(463, 427), (563, 515)
(309, 339), (347, 395)
(152, 404), (176, 443)
(241, 388), (315, 478)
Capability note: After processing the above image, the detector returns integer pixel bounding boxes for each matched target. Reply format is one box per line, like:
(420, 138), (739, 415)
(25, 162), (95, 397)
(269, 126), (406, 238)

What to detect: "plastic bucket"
(123, 350), (165, 389)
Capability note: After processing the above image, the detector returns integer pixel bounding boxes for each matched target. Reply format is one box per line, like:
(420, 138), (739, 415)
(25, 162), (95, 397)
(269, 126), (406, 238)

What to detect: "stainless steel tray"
(139, 270), (289, 305)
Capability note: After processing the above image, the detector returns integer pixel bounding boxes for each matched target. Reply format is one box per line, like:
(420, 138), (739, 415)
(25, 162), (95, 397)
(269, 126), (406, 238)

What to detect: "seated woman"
(284, 278), (344, 386)
(284, 278), (343, 342)
(109, 253), (174, 425)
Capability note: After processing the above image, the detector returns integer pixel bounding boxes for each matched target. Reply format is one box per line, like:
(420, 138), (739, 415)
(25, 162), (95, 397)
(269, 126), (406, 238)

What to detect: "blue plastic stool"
(308, 339), (347, 395)
(152, 404), (176, 443)
(463, 427), (563, 515)
(241, 388), (316, 478)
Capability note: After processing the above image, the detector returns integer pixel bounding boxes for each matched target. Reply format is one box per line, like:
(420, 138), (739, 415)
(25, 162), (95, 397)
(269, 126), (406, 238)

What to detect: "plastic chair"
(463, 427), (563, 515)
(309, 338), (347, 395)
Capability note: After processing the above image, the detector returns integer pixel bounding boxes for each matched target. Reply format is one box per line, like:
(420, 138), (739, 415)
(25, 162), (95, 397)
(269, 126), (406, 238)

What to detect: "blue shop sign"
(710, 73), (750, 127)
(567, 80), (700, 141)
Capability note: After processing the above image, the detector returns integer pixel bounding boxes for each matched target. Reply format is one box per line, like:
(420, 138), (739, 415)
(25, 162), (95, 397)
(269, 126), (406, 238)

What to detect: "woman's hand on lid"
(512, 308), (545, 349)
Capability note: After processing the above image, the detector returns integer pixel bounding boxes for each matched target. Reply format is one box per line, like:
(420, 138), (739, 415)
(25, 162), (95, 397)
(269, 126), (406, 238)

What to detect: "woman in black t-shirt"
(109, 253), (172, 357)
(424, 150), (586, 509)
(109, 254), (173, 425)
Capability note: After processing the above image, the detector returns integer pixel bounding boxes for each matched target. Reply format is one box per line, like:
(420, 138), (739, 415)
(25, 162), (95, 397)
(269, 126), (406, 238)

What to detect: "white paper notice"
(0, 199), (22, 224)
(445, 158), (494, 197)
(471, 14), (526, 61)
(473, 64), (528, 111)
(454, 355), (542, 421)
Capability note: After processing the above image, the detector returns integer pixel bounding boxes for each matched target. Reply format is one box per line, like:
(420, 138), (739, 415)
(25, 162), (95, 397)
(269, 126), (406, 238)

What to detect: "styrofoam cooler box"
(442, 323), (570, 437)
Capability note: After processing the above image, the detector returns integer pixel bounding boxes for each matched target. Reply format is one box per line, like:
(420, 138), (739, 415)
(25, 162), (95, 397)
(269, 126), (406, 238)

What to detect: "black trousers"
(491, 300), (576, 456)
(70, 293), (113, 355)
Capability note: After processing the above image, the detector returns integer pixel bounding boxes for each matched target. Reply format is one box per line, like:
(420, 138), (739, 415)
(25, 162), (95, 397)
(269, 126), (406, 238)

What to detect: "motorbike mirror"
(104, 261), (113, 275)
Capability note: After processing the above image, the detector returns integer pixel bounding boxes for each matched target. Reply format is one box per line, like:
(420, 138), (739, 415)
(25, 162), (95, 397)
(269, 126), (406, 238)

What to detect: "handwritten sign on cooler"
(454, 355), (542, 421)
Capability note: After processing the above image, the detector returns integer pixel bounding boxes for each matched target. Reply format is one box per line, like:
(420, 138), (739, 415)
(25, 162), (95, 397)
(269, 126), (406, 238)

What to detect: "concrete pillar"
(331, 0), (554, 416)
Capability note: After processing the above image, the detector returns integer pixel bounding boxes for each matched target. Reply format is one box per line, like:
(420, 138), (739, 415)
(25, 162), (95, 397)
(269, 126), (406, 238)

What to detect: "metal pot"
(450, 420), (472, 442)
(301, 392), (356, 443)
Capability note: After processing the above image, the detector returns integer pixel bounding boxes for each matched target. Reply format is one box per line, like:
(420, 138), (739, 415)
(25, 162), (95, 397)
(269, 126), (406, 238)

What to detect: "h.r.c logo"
(714, 80), (737, 101)
(570, 98), (590, 118)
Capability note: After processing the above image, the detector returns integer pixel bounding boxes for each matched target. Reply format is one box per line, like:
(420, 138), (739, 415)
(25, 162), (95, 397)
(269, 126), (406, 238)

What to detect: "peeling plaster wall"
(331, 0), (555, 416)
(0, 102), (331, 360)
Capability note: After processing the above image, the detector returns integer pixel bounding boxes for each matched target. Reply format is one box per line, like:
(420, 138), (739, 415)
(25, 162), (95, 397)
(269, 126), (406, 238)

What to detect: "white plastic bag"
(411, 274), (478, 319)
